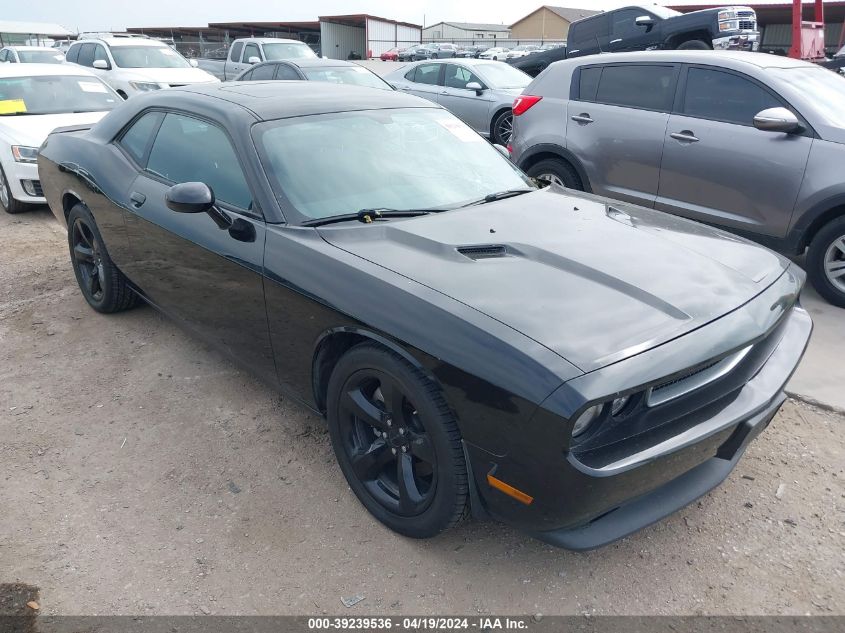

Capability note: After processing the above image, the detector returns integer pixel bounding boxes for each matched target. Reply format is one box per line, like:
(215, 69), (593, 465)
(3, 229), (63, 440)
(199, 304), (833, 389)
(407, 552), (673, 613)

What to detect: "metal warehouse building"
(128, 14), (421, 60)
(422, 21), (511, 41)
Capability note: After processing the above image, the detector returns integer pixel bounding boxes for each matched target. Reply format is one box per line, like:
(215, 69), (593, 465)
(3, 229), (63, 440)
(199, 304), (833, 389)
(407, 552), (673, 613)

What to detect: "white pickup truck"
(197, 38), (318, 81)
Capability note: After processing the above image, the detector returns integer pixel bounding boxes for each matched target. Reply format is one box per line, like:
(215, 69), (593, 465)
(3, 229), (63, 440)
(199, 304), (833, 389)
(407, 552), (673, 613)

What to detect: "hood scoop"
(457, 245), (508, 260)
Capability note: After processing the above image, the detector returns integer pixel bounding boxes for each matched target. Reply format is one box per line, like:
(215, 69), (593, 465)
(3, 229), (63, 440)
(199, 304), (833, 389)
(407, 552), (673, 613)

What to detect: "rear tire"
(525, 158), (583, 190)
(67, 204), (140, 313)
(677, 39), (711, 50)
(0, 166), (29, 214)
(806, 216), (845, 307)
(326, 344), (468, 539)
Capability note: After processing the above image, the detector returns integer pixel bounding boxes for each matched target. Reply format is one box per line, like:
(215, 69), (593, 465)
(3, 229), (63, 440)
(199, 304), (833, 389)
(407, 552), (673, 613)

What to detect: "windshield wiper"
(460, 189), (534, 207)
(302, 208), (445, 228)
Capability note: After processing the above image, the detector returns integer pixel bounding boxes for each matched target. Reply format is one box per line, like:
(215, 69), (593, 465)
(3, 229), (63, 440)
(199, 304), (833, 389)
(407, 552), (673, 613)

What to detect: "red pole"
(789, 0), (802, 59)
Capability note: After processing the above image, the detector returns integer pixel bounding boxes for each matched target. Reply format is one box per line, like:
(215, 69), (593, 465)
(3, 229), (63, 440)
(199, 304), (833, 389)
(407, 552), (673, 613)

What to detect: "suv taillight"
(512, 95), (542, 116)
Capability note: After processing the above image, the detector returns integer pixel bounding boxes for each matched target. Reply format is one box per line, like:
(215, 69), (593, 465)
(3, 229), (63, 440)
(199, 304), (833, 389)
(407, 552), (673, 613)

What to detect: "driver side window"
(146, 113), (253, 210)
(243, 43), (261, 63)
(444, 64), (482, 90)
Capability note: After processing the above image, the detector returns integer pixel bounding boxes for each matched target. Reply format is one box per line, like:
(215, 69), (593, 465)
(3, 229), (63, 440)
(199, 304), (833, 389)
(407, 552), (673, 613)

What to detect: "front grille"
(646, 346), (752, 407)
(738, 20), (756, 30)
(737, 10), (755, 18)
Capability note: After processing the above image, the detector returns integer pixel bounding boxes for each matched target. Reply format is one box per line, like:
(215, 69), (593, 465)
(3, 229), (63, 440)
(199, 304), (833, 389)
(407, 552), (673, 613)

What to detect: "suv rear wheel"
(525, 158), (583, 190)
(807, 216), (845, 307)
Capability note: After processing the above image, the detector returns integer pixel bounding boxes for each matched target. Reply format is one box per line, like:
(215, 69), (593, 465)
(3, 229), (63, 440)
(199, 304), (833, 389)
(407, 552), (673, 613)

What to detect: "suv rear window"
(594, 64), (675, 111)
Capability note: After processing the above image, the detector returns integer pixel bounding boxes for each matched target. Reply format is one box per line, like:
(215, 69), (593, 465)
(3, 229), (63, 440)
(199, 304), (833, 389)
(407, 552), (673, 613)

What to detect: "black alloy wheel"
(67, 204), (138, 313)
(327, 345), (468, 538)
(70, 215), (106, 304)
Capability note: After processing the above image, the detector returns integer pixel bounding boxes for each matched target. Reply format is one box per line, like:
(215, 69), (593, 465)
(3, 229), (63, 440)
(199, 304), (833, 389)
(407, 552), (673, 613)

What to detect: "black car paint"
(508, 47), (569, 77)
(38, 83), (812, 549)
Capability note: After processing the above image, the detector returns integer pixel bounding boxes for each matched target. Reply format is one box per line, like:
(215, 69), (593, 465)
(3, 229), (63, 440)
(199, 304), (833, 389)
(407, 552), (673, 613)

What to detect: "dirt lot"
(1, 207), (843, 616)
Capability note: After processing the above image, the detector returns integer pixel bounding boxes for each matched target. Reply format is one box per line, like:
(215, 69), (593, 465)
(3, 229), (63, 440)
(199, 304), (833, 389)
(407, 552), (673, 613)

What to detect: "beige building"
(509, 6), (599, 40)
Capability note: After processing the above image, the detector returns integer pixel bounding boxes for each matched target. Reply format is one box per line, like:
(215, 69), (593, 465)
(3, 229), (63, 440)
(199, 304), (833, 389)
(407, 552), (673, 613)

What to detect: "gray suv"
(511, 50), (845, 307)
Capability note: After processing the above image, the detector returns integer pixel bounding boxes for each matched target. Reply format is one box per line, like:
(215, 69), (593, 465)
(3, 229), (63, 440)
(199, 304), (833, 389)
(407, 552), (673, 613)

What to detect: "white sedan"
(0, 64), (120, 213)
(0, 46), (65, 64)
(477, 47), (509, 61)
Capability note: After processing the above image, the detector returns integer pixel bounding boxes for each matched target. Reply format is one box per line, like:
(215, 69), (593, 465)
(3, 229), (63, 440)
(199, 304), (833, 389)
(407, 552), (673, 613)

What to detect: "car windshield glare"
(255, 108), (533, 222)
(301, 66), (391, 90)
(773, 67), (845, 128)
(263, 43), (317, 60)
(474, 63), (531, 89)
(0, 75), (118, 115)
(18, 50), (64, 64)
(110, 45), (191, 68)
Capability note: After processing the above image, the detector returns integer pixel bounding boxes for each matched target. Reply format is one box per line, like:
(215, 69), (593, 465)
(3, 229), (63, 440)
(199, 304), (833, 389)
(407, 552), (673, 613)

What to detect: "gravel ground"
(0, 207), (843, 616)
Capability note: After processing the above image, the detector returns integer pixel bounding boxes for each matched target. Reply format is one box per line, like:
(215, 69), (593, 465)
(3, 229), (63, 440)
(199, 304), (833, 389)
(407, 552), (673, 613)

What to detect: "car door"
(119, 111), (276, 382)
(656, 65), (813, 238)
(565, 63), (678, 207)
(567, 14), (609, 57)
(608, 8), (654, 52)
(399, 63), (444, 103)
(437, 63), (493, 133)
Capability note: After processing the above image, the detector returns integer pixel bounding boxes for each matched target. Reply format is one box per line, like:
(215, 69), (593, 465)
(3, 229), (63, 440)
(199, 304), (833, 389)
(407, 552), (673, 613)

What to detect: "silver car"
(384, 59), (531, 144)
(510, 50), (845, 307)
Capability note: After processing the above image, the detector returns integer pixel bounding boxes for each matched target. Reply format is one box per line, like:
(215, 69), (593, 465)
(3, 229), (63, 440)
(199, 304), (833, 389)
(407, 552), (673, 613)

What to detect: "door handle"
(129, 191), (146, 208)
(610, 38), (622, 44)
(571, 114), (594, 124)
(670, 131), (699, 143)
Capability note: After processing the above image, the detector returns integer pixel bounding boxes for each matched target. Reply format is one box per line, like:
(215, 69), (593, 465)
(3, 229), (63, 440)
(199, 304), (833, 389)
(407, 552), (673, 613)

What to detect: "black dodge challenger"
(38, 81), (812, 550)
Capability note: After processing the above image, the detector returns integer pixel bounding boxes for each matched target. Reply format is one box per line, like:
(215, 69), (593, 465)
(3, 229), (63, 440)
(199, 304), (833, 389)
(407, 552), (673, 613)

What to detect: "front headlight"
(11, 146), (39, 163)
(719, 20), (740, 32)
(571, 404), (603, 437)
(129, 81), (162, 92)
(718, 10), (738, 21)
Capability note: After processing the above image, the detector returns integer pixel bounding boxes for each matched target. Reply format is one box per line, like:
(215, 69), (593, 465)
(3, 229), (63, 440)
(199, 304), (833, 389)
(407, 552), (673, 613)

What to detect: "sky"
(8, 0), (672, 32)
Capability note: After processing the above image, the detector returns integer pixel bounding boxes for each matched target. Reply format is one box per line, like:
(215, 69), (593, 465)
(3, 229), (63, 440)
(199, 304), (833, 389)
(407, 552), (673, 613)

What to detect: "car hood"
(0, 111), (109, 148)
(318, 187), (791, 372)
(118, 67), (218, 84)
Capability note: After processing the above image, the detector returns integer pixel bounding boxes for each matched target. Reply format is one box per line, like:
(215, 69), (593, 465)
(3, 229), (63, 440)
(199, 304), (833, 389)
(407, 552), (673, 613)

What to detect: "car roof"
(165, 80), (439, 120)
(566, 50), (814, 70)
(248, 38), (307, 44)
(0, 63), (97, 78)
(74, 37), (169, 47)
(283, 58), (362, 69)
(5, 46), (57, 52)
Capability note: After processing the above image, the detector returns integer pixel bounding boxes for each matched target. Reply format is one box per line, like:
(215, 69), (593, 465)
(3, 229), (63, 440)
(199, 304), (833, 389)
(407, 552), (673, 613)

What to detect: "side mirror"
(189, 58), (198, 67)
(635, 15), (654, 27)
(466, 81), (484, 95)
(247, 56), (261, 65)
(753, 107), (802, 133)
(166, 182), (215, 214)
(92, 59), (109, 70)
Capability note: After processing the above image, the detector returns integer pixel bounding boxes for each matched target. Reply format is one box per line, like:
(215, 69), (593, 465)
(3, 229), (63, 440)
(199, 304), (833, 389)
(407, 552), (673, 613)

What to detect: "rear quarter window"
(594, 64), (676, 111)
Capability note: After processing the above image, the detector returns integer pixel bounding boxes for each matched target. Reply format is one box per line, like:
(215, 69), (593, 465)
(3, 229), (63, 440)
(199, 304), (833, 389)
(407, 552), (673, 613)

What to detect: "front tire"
(0, 166), (29, 214)
(677, 39), (711, 50)
(525, 157), (583, 190)
(326, 344), (468, 539)
(807, 216), (845, 307)
(67, 204), (139, 313)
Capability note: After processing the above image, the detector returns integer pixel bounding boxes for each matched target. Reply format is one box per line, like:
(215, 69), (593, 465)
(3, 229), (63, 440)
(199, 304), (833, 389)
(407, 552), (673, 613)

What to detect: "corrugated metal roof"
(440, 22), (511, 32)
(0, 20), (73, 36)
(545, 6), (601, 23)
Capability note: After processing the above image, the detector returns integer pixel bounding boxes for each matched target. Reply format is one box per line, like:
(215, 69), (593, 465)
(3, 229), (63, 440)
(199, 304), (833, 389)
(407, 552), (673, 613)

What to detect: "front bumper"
(465, 273), (812, 549)
(1, 158), (44, 204)
(713, 31), (760, 51)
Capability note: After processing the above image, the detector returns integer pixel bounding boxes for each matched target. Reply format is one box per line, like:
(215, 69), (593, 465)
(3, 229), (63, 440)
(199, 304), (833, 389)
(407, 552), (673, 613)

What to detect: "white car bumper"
(2, 158), (44, 204)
